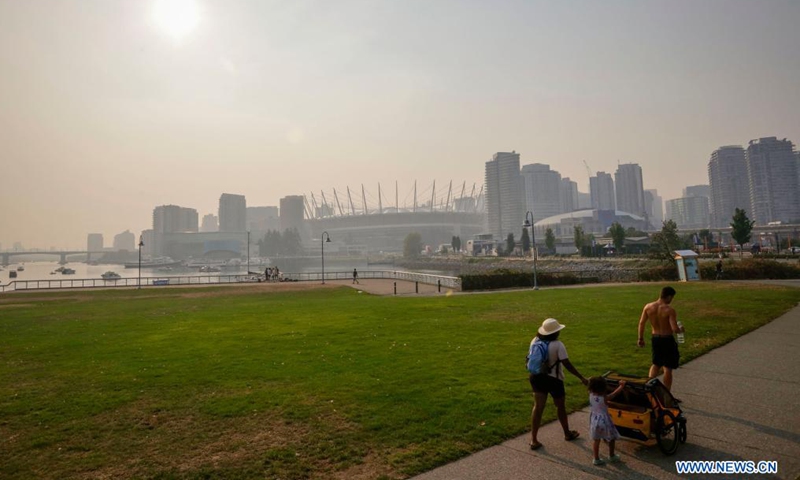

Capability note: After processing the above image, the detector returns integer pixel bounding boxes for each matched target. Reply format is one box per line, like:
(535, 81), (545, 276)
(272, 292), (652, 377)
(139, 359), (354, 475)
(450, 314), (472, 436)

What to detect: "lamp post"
(138, 235), (144, 289)
(247, 231), (250, 274)
(321, 231), (331, 284)
(523, 211), (539, 290)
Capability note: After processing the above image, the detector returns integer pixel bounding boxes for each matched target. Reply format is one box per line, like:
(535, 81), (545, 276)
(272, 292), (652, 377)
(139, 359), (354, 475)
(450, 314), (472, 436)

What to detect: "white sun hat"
(538, 318), (566, 336)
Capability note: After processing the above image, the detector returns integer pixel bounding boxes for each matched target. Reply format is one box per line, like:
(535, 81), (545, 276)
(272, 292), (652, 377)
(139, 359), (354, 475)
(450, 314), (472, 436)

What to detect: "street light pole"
(247, 231), (250, 274)
(321, 231), (331, 284)
(523, 211), (539, 290)
(138, 235), (144, 289)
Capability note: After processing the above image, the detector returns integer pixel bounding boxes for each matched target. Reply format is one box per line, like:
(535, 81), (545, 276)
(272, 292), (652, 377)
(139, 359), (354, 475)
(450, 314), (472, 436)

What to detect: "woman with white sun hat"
(528, 317), (589, 451)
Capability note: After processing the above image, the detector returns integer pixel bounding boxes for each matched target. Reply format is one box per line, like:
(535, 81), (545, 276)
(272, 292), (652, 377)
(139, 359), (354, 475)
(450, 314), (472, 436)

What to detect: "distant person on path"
(352, 268), (359, 284)
(637, 286), (683, 391)
(528, 318), (589, 450)
(274, 266), (280, 282)
(716, 259), (723, 280)
(588, 377), (626, 466)
(264, 267), (269, 282)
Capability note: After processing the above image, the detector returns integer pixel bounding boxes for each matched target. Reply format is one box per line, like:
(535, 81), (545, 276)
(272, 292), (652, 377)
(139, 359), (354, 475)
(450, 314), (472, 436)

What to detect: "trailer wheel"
(656, 410), (679, 455)
(678, 418), (687, 444)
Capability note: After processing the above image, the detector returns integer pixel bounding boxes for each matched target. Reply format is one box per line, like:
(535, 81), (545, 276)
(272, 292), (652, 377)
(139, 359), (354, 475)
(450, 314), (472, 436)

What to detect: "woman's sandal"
(529, 441), (543, 450)
(564, 430), (580, 441)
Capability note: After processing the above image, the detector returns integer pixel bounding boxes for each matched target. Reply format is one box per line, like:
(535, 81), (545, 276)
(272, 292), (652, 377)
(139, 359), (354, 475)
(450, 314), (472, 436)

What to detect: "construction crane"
(583, 160), (593, 179)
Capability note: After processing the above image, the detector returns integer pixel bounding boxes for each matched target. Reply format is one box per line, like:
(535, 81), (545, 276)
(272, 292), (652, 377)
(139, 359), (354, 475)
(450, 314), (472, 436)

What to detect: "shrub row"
(700, 259), (800, 280)
(459, 269), (599, 291)
(637, 265), (680, 282)
(637, 259), (800, 282)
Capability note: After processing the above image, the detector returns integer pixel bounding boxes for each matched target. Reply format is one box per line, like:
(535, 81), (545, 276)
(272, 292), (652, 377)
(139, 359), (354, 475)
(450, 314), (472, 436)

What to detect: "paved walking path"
(328, 278), (455, 296)
(413, 296), (800, 479)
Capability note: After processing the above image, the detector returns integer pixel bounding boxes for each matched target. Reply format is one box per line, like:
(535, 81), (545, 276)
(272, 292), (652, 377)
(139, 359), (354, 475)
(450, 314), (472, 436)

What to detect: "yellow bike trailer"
(602, 371), (687, 455)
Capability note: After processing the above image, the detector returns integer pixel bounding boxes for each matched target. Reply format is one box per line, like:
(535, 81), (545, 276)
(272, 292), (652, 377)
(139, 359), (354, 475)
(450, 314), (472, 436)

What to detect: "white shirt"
(529, 338), (568, 380)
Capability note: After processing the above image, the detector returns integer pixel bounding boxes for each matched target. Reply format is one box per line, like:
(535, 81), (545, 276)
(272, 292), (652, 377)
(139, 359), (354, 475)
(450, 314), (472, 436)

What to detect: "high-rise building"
(615, 163), (646, 218)
(521, 163), (561, 223)
(153, 205), (198, 255)
(589, 172), (615, 210)
(201, 214), (218, 233)
(87, 233), (103, 252)
(560, 177), (579, 214)
(280, 195), (305, 233)
(247, 206), (280, 232)
(485, 152), (523, 240)
(153, 205), (199, 234)
(141, 229), (155, 257)
(684, 185), (711, 198)
(644, 190), (664, 229)
(708, 146), (750, 228)
(113, 230), (136, 251)
(577, 191), (592, 210)
(746, 137), (800, 225)
(219, 194), (247, 232)
(665, 197), (710, 229)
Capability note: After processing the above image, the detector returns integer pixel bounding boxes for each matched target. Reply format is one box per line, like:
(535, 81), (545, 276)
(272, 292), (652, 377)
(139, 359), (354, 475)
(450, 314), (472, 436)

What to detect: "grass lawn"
(1, 282), (798, 479)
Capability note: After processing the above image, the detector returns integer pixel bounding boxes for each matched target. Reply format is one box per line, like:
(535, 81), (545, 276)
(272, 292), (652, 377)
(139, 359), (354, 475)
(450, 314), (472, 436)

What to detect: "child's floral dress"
(589, 393), (621, 440)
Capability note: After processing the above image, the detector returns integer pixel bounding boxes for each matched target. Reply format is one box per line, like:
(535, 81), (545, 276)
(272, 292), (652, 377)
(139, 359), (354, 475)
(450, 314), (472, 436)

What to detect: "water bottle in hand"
(676, 320), (685, 344)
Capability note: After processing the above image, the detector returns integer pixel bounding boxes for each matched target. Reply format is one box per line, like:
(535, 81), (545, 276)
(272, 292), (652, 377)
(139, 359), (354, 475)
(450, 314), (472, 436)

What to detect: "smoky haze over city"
(1, 0), (799, 251)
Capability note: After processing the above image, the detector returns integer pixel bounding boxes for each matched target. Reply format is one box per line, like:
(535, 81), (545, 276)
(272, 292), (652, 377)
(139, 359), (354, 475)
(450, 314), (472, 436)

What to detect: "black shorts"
(652, 335), (680, 369)
(529, 374), (566, 399)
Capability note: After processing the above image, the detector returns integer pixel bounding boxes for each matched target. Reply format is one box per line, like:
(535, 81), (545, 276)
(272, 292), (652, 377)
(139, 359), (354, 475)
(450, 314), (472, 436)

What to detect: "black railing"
(0, 271), (461, 293)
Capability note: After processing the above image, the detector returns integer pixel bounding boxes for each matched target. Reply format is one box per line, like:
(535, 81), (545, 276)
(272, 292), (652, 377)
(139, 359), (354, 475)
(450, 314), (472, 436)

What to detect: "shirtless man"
(637, 286), (684, 391)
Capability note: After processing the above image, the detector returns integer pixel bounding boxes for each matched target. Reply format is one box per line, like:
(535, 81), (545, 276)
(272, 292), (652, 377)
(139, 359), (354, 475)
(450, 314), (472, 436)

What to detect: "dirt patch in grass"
(44, 397), (399, 479)
(688, 306), (735, 319)
(72, 400), (310, 478)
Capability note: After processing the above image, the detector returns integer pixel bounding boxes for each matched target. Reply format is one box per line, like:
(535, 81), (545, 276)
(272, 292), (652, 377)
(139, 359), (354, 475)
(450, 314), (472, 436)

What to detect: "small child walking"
(588, 377), (626, 465)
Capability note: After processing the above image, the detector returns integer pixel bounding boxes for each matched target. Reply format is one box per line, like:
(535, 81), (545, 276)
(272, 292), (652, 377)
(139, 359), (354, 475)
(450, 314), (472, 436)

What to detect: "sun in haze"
(153, 0), (200, 41)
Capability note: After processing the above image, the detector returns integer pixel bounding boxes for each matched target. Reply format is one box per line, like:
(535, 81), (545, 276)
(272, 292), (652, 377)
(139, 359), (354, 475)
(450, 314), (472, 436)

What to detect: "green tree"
(625, 227), (647, 237)
(586, 234), (596, 256)
(259, 230), (281, 257)
(403, 232), (423, 258)
(545, 228), (555, 251)
(521, 228), (531, 253)
(574, 225), (585, 253)
(506, 233), (516, 256)
(698, 229), (714, 249)
(281, 228), (304, 256)
(649, 220), (683, 262)
(730, 208), (755, 256)
(609, 222), (626, 252)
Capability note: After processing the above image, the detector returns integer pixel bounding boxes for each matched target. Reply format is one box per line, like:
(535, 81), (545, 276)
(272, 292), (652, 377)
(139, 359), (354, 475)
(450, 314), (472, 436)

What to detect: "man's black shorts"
(651, 335), (680, 369)
(529, 374), (566, 399)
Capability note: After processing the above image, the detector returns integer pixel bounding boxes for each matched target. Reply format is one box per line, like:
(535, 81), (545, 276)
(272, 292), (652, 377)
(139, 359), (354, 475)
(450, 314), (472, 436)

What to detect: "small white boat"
(199, 265), (221, 273)
(101, 271), (121, 280)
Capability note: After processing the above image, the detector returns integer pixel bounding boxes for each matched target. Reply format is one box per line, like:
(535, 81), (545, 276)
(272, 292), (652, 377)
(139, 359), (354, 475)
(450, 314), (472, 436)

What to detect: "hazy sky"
(1, 0), (798, 249)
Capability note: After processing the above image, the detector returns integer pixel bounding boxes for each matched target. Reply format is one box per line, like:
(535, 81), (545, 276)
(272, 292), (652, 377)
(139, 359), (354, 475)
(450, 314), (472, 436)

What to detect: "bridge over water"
(1, 251), (107, 266)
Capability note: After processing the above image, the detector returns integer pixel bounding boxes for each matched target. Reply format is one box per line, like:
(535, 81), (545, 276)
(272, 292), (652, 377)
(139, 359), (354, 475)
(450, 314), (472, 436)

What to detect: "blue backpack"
(526, 338), (552, 375)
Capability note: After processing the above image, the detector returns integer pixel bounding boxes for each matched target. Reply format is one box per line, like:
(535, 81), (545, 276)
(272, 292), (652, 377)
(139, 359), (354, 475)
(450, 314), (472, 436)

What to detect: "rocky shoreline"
(396, 257), (663, 283)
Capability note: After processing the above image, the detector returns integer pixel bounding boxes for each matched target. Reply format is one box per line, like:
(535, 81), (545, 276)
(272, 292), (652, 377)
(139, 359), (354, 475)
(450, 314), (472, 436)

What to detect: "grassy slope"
(0, 283), (798, 479)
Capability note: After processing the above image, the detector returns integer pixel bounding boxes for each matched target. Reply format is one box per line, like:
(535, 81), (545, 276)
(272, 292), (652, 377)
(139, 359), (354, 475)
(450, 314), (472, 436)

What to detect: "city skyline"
(2, 0), (799, 249)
